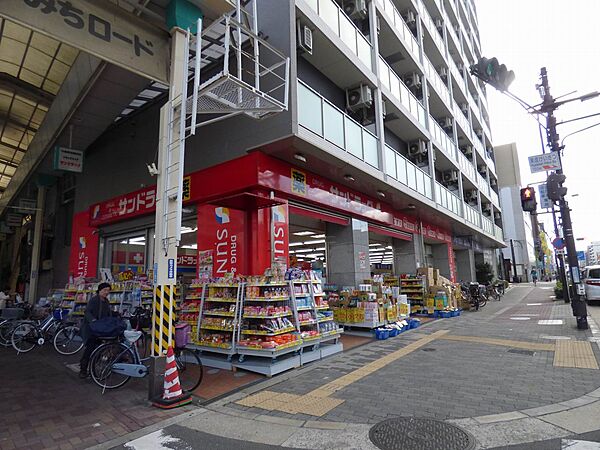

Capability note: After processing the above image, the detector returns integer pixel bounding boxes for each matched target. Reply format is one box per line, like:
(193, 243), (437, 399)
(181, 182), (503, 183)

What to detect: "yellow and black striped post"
(152, 284), (176, 356)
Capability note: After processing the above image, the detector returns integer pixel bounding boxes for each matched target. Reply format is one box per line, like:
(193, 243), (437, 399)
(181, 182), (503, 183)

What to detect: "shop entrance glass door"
(109, 234), (147, 275)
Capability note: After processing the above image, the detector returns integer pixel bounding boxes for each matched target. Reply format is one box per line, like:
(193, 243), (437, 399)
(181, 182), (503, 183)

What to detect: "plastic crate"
(375, 328), (389, 340)
(441, 311), (452, 319)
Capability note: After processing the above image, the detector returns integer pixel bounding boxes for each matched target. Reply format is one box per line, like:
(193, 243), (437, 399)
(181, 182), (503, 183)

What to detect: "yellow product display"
(435, 298), (446, 310)
(399, 302), (410, 316)
(426, 297), (435, 312)
(386, 306), (396, 322)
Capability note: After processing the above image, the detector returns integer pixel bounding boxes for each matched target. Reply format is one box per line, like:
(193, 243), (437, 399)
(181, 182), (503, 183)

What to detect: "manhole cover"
(508, 348), (536, 356)
(369, 417), (477, 450)
(421, 348), (436, 352)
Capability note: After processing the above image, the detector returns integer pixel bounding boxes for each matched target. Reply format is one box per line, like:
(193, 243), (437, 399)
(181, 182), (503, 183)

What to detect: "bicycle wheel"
(53, 325), (84, 355)
(478, 295), (488, 308)
(0, 320), (15, 347)
(11, 322), (38, 353)
(89, 342), (134, 389)
(174, 348), (203, 392)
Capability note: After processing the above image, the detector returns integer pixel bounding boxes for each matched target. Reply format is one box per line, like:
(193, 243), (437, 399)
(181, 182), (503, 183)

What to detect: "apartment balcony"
(463, 201), (481, 228)
(457, 149), (477, 184)
(476, 172), (490, 198)
(429, 115), (458, 166)
(449, 57), (467, 100)
(423, 0), (444, 18)
(489, 188), (500, 208)
(423, 55), (452, 112)
(298, 0), (375, 86)
(494, 224), (504, 242)
(481, 215), (494, 237)
(435, 181), (462, 217)
(297, 81), (380, 169)
(453, 100), (471, 138)
(378, 56), (428, 139)
(444, 0), (459, 26)
(468, 92), (482, 125)
(384, 144), (434, 200)
(417, 0), (446, 61)
(376, 0), (422, 68)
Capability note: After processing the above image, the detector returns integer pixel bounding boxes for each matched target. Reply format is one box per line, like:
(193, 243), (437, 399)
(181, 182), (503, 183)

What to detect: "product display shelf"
(292, 279), (321, 349)
(234, 280), (302, 375)
(69, 283), (97, 317)
(400, 276), (425, 313)
(311, 276), (343, 359)
(188, 282), (242, 369)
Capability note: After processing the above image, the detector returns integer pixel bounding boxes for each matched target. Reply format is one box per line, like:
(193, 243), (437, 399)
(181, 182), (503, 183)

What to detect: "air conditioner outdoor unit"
(490, 178), (498, 187)
(466, 190), (478, 204)
(460, 103), (469, 116)
(443, 170), (459, 183)
(457, 63), (465, 73)
(475, 128), (483, 140)
(404, 72), (422, 90)
(437, 66), (449, 82)
(296, 21), (313, 55)
(408, 139), (428, 157)
(434, 18), (444, 32)
(346, 84), (373, 112)
(477, 165), (487, 176)
(403, 10), (417, 28)
(494, 212), (502, 221)
(483, 205), (492, 216)
(461, 145), (473, 159)
(439, 117), (453, 132)
(343, 0), (368, 20)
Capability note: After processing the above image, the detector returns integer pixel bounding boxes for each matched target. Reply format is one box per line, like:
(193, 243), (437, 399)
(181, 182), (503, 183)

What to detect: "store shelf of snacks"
(246, 283), (288, 287)
(243, 313), (292, 319)
(315, 305), (329, 310)
(318, 317), (334, 323)
(201, 325), (234, 331)
(321, 328), (343, 339)
(188, 343), (234, 355)
(185, 296), (203, 300)
(236, 340), (301, 356)
(203, 311), (236, 317)
(180, 309), (201, 313)
(300, 334), (322, 346)
(203, 297), (237, 303)
(299, 319), (317, 326)
(244, 296), (289, 302)
(241, 326), (296, 336)
(297, 306), (313, 311)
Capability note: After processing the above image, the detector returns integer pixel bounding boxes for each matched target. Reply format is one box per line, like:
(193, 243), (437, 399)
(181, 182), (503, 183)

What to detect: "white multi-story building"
(587, 242), (600, 266)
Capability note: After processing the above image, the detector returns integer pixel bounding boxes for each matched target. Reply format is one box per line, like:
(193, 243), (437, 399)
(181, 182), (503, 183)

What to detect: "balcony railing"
(304, 0), (373, 70)
(378, 55), (427, 128)
(481, 215), (494, 236)
(430, 116), (457, 164)
(424, 55), (451, 106)
(453, 101), (471, 136)
(444, 11), (461, 55)
(490, 189), (499, 207)
(487, 155), (496, 174)
(417, 0), (445, 56)
(384, 144), (433, 200)
(457, 150), (476, 181)
(477, 172), (489, 197)
(472, 134), (486, 160)
(435, 181), (462, 216)
(494, 224), (504, 241)
(469, 93), (481, 122)
(378, 0), (421, 63)
(464, 202), (480, 227)
(298, 81), (379, 168)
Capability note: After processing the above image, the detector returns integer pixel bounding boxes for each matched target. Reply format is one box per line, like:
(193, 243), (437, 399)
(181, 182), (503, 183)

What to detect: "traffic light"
(546, 173), (567, 201)
(470, 57), (515, 92)
(520, 186), (537, 212)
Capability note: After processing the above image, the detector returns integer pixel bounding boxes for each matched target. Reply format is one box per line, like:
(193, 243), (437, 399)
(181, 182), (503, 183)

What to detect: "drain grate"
(369, 417), (477, 450)
(507, 348), (536, 356)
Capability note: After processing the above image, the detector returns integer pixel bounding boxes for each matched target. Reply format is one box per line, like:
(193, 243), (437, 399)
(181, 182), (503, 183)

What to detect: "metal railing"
(298, 80), (379, 168)
(424, 55), (451, 106)
(481, 215), (494, 236)
(453, 100), (471, 136)
(384, 144), (433, 200)
(435, 181), (462, 216)
(457, 150), (476, 182)
(494, 224), (504, 241)
(464, 201), (481, 227)
(477, 172), (490, 197)
(417, 0), (445, 55)
(304, 0), (373, 70)
(429, 115), (457, 164)
(378, 55), (427, 128)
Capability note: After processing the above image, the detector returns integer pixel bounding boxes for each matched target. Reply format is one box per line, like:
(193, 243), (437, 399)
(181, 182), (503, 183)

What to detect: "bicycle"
(123, 307), (151, 358)
(10, 308), (83, 355)
(88, 330), (203, 393)
(461, 282), (487, 310)
(0, 304), (33, 347)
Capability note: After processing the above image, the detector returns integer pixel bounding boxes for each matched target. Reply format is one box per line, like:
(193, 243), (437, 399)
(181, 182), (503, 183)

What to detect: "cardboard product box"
(433, 268), (440, 284)
(425, 297), (435, 312)
(417, 267), (435, 287)
(398, 301), (410, 317)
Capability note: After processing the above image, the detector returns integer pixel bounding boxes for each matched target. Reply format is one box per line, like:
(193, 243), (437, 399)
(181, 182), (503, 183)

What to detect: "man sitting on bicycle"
(79, 282), (113, 379)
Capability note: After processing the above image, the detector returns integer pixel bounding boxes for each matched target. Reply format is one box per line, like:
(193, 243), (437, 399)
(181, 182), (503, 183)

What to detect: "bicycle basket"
(52, 309), (71, 320)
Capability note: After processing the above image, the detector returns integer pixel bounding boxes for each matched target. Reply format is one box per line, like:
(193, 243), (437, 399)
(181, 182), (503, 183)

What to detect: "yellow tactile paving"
(235, 330), (450, 416)
(554, 340), (599, 369)
(440, 334), (555, 352)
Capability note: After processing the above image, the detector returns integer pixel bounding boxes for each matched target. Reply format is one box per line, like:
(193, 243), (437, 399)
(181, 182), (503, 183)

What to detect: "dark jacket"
(81, 294), (112, 342)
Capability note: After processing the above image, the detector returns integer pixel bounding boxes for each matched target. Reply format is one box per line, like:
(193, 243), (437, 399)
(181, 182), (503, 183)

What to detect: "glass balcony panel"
(416, 170), (425, 195)
(362, 130), (379, 168)
(298, 83), (323, 135)
(357, 35), (372, 69)
(390, 72), (400, 100)
(320, 0), (340, 35)
(344, 117), (363, 159)
(379, 58), (390, 90)
(305, 0), (318, 12)
(322, 101), (345, 148)
(339, 14), (357, 54)
(385, 145), (397, 179)
(424, 177), (432, 199)
(396, 153), (407, 184)
(406, 163), (417, 190)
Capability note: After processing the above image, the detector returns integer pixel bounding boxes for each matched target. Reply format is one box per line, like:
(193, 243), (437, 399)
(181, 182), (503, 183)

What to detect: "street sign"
(54, 147), (84, 173)
(552, 237), (566, 250)
(538, 183), (553, 209)
(528, 152), (562, 173)
(577, 251), (586, 261)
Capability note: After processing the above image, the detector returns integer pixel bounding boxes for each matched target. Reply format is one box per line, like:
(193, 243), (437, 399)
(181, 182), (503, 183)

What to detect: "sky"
(477, 1), (600, 252)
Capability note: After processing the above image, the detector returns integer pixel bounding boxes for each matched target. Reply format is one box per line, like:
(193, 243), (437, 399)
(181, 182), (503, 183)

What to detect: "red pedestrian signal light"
(520, 187), (537, 212)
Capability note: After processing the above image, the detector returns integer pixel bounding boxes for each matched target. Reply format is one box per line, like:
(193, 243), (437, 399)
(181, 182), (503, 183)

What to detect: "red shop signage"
(90, 186), (156, 226)
(69, 211), (99, 278)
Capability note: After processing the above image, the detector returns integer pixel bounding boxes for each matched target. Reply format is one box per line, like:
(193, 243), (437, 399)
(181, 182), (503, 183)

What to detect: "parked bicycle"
(461, 282), (488, 310)
(88, 329), (203, 393)
(0, 303), (33, 347)
(11, 308), (83, 355)
(486, 281), (505, 301)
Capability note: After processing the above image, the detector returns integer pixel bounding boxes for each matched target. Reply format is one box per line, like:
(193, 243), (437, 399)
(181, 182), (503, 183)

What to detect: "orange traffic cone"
(152, 346), (192, 409)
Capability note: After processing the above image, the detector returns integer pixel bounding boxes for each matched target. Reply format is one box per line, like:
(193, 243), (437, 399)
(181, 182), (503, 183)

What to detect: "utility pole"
(539, 67), (588, 328)
(510, 239), (518, 282)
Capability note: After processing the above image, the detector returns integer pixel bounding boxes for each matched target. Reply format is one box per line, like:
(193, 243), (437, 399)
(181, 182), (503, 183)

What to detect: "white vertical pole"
(27, 186), (45, 305)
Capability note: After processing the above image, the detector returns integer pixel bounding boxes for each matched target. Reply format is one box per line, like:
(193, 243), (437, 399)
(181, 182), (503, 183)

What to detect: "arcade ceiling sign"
(1, 0), (170, 84)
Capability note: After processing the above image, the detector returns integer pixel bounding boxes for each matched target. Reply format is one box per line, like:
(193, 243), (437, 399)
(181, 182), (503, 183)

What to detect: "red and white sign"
(89, 186), (156, 226)
(69, 211), (99, 278)
(177, 254), (198, 267)
(271, 204), (289, 270)
(197, 205), (247, 277)
(447, 242), (457, 282)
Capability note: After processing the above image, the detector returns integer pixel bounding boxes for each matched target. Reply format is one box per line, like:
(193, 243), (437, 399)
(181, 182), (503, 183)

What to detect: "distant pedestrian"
(530, 268), (538, 286)
(79, 282), (113, 378)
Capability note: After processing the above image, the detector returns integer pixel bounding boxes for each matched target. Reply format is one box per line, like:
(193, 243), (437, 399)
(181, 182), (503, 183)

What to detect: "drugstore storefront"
(68, 151), (456, 284)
